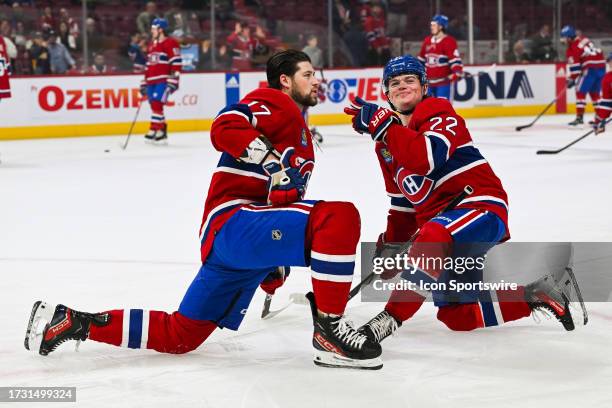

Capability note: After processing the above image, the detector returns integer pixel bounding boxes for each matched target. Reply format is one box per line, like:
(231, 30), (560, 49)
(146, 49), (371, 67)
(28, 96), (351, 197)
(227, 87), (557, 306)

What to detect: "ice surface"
(1, 114), (611, 408)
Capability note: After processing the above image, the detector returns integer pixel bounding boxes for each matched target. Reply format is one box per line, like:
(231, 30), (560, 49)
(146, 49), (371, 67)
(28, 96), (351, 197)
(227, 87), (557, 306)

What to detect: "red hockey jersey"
(363, 15), (390, 50)
(144, 36), (182, 85)
(376, 97), (509, 242)
(0, 36), (11, 99)
(199, 88), (315, 262)
(226, 32), (255, 71)
(566, 36), (605, 80)
(595, 71), (612, 122)
(418, 35), (463, 86)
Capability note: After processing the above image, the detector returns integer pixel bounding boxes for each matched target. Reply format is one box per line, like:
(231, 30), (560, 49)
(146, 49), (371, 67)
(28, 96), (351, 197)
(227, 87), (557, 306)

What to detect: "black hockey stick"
(536, 119), (608, 155)
(516, 87), (567, 132)
(121, 100), (143, 150)
(347, 185), (474, 301)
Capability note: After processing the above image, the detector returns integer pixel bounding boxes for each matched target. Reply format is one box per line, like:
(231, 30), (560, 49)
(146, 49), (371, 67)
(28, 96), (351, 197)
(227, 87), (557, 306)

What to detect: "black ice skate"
(525, 267), (588, 331)
(144, 129), (156, 143)
(24, 301), (109, 356)
(154, 124), (168, 145)
(358, 310), (402, 343)
(568, 116), (584, 126)
(306, 292), (382, 370)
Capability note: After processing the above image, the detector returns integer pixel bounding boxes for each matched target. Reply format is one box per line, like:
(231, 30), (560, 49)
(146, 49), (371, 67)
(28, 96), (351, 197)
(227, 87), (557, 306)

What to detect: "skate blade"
(563, 268), (588, 327)
(24, 301), (55, 353)
(313, 349), (383, 370)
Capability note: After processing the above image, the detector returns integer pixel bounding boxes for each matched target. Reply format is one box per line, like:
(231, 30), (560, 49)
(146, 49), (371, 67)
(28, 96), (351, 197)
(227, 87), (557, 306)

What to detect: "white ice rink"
(1, 114), (611, 407)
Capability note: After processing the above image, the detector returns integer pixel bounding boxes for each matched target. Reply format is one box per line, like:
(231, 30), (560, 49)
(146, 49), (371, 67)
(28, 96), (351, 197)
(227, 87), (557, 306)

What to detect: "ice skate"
(358, 310), (402, 343)
(154, 125), (168, 145)
(25, 301), (110, 356)
(568, 116), (583, 127)
(144, 129), (156, 144)
(525, 267), (588, 331)
(306, 292), (382, 370)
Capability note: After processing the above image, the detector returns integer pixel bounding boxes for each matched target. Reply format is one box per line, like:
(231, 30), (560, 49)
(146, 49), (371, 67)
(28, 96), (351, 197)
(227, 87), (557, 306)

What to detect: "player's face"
(387, 74), (427, 112)
(286, 61), (320, 107)
(151, 26), (160, 39)
(430, 22), (441, 35)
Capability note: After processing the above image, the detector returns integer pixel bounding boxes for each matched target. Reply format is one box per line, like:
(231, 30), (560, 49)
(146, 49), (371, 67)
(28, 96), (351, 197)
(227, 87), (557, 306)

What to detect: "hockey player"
(418, 14), (463, 100)
(561, 25), (606, 126)
(25, 50), (382, 370)
(140, 18), (182, 144)
(0, 34), (14, 102)
(343, 55), (585, 343)
(592, 52), (612, 135)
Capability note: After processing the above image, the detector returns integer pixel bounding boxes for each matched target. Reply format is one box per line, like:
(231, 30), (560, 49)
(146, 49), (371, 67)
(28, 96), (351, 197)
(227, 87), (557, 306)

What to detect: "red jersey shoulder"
(409, 97), (457, 129)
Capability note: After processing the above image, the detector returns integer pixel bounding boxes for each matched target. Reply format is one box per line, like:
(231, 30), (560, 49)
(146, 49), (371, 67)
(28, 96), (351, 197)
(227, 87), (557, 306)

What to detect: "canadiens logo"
(301, 128), (308, 146)
(396, 168), (434, 205)
(380, 148), (393, 163)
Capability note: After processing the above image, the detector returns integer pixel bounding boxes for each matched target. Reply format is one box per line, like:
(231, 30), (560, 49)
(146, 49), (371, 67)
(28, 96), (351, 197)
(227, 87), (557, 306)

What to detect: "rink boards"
(0, 63), (587, 140)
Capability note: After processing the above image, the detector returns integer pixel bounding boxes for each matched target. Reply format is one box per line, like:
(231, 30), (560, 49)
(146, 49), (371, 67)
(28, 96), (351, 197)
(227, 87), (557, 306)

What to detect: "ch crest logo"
(272, 230), (282, 240)
(396, 168), (434, 205)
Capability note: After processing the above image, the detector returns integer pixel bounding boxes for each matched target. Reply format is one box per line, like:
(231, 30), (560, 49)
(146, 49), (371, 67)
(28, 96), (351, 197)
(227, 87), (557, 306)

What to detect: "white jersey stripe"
(459, 195), (509, 210)
(435, 159), (487, 189)
(311, 271), (354, 283)
(449, 211), (486, 236)
(311, 250), (356, 263)
(140, 310), (150, 349)
(120, 310), (130, 348)
(214, 166), (268, 181)
(199, 199), (256, 240)
(489, 290), (505, 324)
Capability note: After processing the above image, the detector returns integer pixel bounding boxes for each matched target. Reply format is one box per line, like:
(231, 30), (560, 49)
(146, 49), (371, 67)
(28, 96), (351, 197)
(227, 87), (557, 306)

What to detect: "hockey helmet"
(151, 18), (169, 31)
(382, 54), (427, 93)
(431, 14), (449, 30)
(560, 25), (576, 39)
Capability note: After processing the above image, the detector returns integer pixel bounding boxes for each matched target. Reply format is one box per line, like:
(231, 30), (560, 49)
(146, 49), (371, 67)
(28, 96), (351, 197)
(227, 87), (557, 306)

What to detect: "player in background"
(0, 34), (16, 102)
(343, 55), (585, 343)
(140, 18), (182, 144)
(25, 50), (383, 370)
(418, 14), (463, 100)
(592, 52), (612, 135)
(561, 25), (606, 126)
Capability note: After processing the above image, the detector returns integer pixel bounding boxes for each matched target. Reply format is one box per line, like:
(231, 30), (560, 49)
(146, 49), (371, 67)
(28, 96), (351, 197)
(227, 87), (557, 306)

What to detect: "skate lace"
(333, 318), (367, 349)
(368, 312), (399, 342)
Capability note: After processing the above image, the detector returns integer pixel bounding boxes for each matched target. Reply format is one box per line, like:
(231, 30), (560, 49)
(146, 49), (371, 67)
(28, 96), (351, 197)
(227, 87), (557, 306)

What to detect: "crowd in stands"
(1, 0), (610, 75)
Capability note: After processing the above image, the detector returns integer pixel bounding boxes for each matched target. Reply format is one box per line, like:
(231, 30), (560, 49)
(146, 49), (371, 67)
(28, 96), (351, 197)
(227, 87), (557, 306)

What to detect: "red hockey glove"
(260, 266), (291, 295)
(263, 148), (311, 206)
(373, 233), (406, 281)
(344, 96), (400, 142)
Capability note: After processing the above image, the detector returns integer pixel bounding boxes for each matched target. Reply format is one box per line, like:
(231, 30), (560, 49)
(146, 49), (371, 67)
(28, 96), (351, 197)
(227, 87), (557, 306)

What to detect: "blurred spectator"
(89, 53), (114, 74)
(332, 0), (351, 35)
(226, 22), (254, 71)
(199, 39), (212, 70)
(179, 35), (199, 71)
(343, 17), (368, 67)
(1, 31), (17, 69)
(47, 31), (75, 74)
(447, 17), (466, 40)
(386, 0), (407, 37)
(12, 21), (26, 47)
(39, 6), (54, 32)
(85, 18), (104, 55)
(251, 24), (270, 67)
(200, 41), (232, 71)
(28, 32), (50, 74)
(216, 44), (231, 70)
(530, 24), (557, 62)
(0, 19), (10, 38)
(506, 39), (530, 64)
(58, 21), (77, 51)
(302, 34), (323, 68)
(137, 2), (158, 35)
(364, 4), (390, 66)
(127, 33), (146, 73)
(59, 8), (79, 39)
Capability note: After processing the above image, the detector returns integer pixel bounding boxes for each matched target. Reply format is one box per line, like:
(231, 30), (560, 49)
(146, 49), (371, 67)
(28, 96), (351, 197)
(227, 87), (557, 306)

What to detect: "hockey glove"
(139, 82), (147, 97)
(344, 96), (400, 142)
(263, 148), (310, 206)
(373, 233), (406, 281)
(566, 78), (576, 89)
(260, 266), (291, 295)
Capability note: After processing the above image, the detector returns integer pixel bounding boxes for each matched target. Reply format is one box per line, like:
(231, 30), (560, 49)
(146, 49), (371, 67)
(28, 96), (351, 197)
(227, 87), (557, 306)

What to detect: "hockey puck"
(104, 149), (110, 153)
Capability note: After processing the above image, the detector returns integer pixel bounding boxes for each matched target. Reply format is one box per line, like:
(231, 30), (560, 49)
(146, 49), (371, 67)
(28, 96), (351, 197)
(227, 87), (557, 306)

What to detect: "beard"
(290, 87), (318, 107)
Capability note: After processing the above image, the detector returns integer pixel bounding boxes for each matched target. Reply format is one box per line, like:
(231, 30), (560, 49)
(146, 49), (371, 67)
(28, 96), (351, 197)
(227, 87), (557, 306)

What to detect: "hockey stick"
(535, 119), (608, 155)
(462, 63), (498, 79)
(347, 185), (474, 301)
(516, 87), (567, 132)
(121, 100), (143, 150)
(261, 292), (309, 320)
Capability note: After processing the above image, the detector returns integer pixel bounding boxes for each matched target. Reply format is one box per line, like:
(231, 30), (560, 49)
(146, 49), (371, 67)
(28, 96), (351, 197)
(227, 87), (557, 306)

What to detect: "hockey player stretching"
(417, 14), (463, 100)
(344, 55), (585, 344)
(0, 35), (12, 102)
(140, 18), (182, 144)
(561, 25), (606, 127)
(25, 50), (382, 370)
